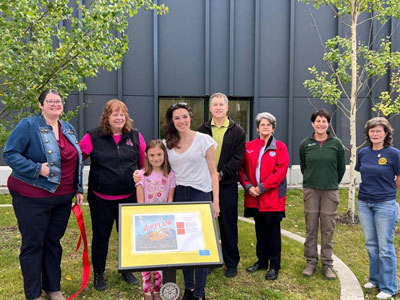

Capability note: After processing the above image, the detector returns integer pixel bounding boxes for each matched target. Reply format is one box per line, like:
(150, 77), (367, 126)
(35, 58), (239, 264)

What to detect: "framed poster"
(118, 202), (223, 272)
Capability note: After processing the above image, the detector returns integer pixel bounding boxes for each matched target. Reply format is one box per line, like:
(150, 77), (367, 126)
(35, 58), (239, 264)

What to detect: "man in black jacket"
(198, 92), (246, 278)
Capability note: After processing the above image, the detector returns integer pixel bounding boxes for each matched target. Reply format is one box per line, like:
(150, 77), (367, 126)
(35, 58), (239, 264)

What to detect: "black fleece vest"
(88, 128), (139, 195)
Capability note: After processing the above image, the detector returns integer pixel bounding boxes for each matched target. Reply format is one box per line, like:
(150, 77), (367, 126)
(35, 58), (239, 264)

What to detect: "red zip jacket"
(239, 137), (289, 212)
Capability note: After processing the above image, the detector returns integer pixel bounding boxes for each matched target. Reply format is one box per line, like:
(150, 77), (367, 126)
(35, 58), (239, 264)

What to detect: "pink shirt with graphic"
(135, 170), (176, 203)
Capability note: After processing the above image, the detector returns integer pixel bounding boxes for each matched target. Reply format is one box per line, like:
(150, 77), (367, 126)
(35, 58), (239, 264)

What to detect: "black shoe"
(225, 267), (237, 278)
(265, 268), (279, 280)
(121, 272), (139, 285)
(193, 296), (206, 300)
(182, 288), (194, 300)
(246, 262), (268, 273)
(94, 272), (107, 291)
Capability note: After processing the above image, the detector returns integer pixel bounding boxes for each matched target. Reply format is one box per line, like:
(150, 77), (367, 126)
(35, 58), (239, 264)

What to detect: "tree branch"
(21, 9), (49, 37)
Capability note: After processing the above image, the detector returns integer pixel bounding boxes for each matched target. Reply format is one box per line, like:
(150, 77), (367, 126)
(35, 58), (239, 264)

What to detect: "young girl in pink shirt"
(136, 139), (176, 300)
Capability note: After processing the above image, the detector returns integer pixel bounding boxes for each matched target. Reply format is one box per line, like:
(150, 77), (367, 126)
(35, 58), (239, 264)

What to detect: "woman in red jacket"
(239, 112), (289, 280)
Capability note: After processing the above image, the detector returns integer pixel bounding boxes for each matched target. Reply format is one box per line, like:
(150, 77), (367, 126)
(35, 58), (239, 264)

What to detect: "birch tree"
(300, 0), (400, 222)
(0, 0), (167, 146)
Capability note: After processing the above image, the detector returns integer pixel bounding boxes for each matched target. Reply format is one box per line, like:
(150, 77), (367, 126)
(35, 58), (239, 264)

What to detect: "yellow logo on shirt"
(378, 157), (387, 165)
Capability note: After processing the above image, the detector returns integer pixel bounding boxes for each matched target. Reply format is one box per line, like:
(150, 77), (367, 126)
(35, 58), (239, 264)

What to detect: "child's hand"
(133, 169), (142, 184)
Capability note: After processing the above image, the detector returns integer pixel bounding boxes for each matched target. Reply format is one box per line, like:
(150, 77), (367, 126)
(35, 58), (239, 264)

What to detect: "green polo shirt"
(211, 118), (229, 165)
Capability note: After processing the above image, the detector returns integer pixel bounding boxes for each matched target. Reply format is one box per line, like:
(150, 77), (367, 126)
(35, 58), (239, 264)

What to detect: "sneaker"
(363, 282), (377, 289)
(376, 291), (393, 299)
(302, 264), (316, 277)
(121, 272), (139, 285)
(94, 272), (107, 291)
(322, 265), (336, 280)
(182, 288), (194, 300)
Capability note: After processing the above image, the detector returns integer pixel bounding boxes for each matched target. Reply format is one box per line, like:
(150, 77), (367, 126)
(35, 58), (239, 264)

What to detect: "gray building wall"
(3, 0), (400, 168)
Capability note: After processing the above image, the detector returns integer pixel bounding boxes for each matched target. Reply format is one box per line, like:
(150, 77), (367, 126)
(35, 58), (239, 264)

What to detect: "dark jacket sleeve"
(220, 126), (246, 179)
(238, 155), (253, 192)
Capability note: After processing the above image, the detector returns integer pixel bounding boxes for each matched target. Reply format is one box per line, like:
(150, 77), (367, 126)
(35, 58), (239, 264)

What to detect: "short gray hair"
(255, 112), (276, 129)
(209, 92), (229, 106)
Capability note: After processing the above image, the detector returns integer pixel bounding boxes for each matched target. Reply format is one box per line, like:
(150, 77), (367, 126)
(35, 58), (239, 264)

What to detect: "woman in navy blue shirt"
(355, 117), (400, 299)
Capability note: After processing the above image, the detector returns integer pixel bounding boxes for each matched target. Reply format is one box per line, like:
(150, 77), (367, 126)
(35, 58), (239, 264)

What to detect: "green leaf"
(0, 0), (168, 147)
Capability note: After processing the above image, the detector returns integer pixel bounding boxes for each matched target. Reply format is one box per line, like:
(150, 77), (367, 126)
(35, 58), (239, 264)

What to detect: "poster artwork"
(133, 213), (204, 253)
(134, 215), (178, 252)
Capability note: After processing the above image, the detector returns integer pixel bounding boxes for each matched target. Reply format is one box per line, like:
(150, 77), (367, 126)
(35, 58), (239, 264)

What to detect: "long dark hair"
(164, 102), (193, 149)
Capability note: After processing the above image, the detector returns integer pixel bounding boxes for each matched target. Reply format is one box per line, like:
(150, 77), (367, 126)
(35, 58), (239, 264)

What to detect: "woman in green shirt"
(299, 109), (346, 280)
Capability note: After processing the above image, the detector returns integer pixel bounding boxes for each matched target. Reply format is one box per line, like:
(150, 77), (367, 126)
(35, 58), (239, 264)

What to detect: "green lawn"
(0, 190), (399, 299)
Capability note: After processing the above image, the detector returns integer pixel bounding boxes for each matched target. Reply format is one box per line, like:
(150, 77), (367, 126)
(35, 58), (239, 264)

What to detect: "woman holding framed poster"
(164, 102), (219, 300)
(135, 102), (219, 300)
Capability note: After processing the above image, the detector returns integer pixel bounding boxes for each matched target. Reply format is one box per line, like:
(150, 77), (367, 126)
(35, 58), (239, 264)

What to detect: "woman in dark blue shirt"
(355, 117), (400, 299)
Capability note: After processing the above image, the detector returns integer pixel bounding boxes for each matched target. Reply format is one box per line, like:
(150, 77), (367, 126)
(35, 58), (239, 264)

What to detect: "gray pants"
(303, 188), (339, 267)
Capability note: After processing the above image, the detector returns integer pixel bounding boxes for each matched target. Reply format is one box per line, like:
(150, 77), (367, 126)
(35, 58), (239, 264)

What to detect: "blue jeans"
(174, 185), (211, 298)
(357, 199), (398, 295)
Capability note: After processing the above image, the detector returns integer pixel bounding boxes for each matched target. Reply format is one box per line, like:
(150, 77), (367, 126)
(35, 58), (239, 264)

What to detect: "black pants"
(218, 183), (240, 269)
(88, 189), (136, 274)
(11, 191), (73, 300)
(254, 214), (282, 271)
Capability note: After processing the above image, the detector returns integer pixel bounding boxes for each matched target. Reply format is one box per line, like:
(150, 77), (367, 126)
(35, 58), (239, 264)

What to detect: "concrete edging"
(238, 216), (364, 300)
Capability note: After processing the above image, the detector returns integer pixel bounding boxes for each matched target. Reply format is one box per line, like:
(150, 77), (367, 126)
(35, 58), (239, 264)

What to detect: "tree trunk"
(347, 6), (358, 223)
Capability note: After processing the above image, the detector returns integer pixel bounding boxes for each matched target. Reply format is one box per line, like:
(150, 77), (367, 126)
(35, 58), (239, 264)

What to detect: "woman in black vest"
(79, 99), (146, 291)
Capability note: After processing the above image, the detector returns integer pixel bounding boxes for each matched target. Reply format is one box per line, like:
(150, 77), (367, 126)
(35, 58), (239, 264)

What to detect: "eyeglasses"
(45, 99), (64, 105)
(369, 129), (385, 134)
(170, 102), (188, 109)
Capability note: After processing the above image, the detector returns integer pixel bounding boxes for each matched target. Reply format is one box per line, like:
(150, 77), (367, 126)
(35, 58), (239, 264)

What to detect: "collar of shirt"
(211, 117), (229, 128)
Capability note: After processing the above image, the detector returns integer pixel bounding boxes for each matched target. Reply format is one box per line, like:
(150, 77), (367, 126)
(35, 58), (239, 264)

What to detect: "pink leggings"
(141, 271), (163, 293)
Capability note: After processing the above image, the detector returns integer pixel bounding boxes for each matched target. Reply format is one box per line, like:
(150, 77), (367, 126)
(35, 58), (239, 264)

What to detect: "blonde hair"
(99, 99), (133, 135)
(144, 139), (171, 177)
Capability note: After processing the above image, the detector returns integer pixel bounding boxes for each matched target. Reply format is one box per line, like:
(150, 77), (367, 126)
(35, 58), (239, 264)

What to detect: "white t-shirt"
(165, 132), (217, 192)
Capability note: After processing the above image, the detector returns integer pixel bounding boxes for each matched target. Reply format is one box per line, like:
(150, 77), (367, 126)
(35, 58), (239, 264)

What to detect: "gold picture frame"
(118, 202), (223, 271)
